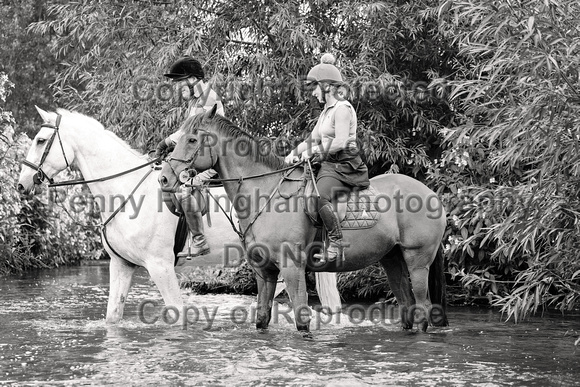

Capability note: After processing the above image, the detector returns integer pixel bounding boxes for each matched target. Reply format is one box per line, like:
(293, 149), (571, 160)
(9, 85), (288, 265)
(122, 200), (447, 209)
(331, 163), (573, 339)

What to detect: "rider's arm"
(191, 168), (217, 186)
(197, 168), (217, 181)
(285, 131), (320, 162)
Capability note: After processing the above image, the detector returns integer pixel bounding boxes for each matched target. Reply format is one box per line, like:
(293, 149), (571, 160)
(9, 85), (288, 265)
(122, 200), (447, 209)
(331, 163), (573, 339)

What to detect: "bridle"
(22, 113), (164, 263)
(166, 129), (216, 184)
(162, 127), (307, 247)
(21, 113), (71, 185)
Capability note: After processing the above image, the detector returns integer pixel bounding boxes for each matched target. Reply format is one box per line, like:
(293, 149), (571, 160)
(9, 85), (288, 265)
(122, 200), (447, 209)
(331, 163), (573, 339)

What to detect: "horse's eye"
(37, 138), (46, 145)
(188, 138), (197, 143)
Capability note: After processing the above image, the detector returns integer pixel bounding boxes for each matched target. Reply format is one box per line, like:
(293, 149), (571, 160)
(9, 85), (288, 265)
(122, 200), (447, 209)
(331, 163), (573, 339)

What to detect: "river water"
(0, 263), (578, 386)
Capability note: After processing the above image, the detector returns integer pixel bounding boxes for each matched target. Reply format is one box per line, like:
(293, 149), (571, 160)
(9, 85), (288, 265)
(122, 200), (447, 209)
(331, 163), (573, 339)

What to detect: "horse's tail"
(429, 245), (449, 326)
(315, 272), (342, 313)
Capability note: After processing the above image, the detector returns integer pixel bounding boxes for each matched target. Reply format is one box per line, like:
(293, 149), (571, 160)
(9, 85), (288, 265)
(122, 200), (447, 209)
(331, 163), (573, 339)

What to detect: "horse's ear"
(35, 105), (52, 123)
(207, 104), (218, 120)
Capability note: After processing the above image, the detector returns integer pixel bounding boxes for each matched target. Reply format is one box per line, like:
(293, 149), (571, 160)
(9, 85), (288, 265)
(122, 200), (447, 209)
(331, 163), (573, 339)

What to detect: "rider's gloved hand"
(155, 139), (169, 158)
(191, 175), (203, 187)
(301, 145), (320, 161)
(284, 153), (299, 164)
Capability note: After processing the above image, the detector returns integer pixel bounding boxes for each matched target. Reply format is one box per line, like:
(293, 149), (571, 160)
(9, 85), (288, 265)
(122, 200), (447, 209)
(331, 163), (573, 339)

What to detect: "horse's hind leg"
(403, 248), (436, 332)
(106, 255), (137, 323)
(254, 267), (278, 331)
(380, 246), (415, 330)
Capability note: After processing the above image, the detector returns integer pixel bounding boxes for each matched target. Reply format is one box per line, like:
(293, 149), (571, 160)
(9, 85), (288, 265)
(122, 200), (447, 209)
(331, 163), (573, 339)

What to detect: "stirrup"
(313, 244), (343, 264)
(175, 246), (211, 266)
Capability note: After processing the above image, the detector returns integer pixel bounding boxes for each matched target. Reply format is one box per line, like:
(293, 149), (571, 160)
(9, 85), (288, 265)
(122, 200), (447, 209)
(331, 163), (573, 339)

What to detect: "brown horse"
(159, 107), (448, 336)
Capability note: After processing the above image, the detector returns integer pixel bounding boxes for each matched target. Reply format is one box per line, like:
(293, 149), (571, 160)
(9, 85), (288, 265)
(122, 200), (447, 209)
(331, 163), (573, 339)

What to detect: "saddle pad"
(303, 181), (381, 230)
(340, 185), (381, 230)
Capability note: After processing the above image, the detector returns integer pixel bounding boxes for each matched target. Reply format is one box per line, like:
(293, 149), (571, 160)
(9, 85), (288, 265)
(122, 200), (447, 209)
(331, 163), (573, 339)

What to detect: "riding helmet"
(306, 53), (343, 84)
(164, 57), (205, 81)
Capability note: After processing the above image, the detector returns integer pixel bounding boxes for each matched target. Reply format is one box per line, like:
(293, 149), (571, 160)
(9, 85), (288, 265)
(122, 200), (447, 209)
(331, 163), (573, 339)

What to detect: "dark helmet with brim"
(164, 57), (205, 81)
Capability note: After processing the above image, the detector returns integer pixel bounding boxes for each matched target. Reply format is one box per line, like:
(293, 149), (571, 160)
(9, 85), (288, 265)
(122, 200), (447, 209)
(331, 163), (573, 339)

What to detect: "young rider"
(156, 56), (224, 265)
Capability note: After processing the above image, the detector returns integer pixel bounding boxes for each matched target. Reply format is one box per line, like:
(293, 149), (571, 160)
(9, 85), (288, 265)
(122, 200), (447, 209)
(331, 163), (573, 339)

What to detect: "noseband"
(22, 113), (71, 185)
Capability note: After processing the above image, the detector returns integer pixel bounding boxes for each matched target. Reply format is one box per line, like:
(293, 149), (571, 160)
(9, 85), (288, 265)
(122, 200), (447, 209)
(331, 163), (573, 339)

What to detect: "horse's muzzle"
(158, 173), (179, 193)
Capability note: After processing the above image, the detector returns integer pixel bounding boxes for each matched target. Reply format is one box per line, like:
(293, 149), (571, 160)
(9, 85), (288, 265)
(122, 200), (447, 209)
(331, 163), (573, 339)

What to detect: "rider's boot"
(176, 210), (211, 266)
(313, 203), (344, 264)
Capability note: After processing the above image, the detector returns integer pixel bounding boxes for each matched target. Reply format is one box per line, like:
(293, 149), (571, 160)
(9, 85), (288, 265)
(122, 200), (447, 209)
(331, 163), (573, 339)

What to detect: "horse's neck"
(217, 149), (278, 201)
(216, 145), (302, 220)
(68, 127), (147, 198)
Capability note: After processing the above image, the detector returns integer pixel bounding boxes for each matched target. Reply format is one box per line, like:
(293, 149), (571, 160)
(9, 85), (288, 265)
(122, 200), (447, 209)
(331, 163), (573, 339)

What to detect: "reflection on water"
(0, 263), (578, 386)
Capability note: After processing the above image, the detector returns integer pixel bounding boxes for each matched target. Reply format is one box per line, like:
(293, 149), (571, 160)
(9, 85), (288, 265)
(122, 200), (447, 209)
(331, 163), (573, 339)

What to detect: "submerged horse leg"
(279, 253), (311, 337)
(106, 255), (137, 323)
(380, 246), (415, 330)
(254, 267), (278, 331)
(404, 247), (435, 332)
(146, 261), (184, 324)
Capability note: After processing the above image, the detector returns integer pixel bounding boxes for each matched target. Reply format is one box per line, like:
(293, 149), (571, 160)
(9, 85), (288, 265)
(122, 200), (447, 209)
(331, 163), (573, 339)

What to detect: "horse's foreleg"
(146, 261), (184, 325)
(106, 255), (137, 324)
(254, 268), (278, 331)
(380, 246), (415, 330)
(279, 253), (311, 337)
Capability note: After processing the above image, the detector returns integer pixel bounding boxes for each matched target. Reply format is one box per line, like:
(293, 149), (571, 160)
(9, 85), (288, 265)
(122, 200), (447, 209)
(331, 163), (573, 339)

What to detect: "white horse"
(17, 107), (340, 324)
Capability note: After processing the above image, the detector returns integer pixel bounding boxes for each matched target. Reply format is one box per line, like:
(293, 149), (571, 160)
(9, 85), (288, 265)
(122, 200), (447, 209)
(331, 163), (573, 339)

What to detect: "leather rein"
(166, 130), (306, 247)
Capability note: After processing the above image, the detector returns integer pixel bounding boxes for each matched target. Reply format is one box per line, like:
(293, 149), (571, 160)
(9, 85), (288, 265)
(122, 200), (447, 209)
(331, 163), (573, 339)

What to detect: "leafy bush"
(428, 0), (580, 320)
(180, 261), (258, 295)
(0, 72), (102, 275)
(336, 265), (392, 302)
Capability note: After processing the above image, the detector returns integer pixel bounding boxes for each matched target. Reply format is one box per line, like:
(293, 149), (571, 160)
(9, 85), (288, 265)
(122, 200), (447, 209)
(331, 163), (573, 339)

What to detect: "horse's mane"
(180, 113), (287, 170)
(57, 108), (144, 157)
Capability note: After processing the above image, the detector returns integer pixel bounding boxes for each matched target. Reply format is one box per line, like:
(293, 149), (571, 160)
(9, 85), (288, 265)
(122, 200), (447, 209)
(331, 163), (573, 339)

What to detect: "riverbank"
(176, 260), (492, 307)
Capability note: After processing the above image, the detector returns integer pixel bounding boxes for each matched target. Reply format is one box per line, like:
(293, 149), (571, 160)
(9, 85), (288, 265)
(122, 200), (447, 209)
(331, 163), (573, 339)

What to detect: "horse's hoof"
(420, 321), (428, 333)
(257, 327), (268, 334)
(301, 331), (314, 339)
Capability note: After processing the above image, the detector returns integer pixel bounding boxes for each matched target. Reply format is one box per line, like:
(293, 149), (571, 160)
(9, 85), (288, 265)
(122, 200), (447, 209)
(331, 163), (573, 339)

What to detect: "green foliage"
(180, 261), (258, 295)
(429, 0), (580, 320)
(27, 0), (454, 177)
(0, 72), (101, 274)
(337, 264), (392, 301)
(0, 0), (60, 136)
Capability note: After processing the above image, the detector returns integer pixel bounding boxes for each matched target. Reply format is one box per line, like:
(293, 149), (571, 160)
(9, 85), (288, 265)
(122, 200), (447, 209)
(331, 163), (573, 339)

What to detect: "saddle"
(302, 178), (381, 230)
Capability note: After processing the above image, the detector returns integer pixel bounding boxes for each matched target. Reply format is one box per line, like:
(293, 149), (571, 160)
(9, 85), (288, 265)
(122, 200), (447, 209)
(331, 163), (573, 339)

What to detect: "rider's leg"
(176, 186), (210, 263)
(313, 176), (350, 263)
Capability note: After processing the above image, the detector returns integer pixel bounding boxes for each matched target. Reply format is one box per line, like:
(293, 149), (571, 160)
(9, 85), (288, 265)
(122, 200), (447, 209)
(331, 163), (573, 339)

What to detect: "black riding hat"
(164, 57), (205, 81)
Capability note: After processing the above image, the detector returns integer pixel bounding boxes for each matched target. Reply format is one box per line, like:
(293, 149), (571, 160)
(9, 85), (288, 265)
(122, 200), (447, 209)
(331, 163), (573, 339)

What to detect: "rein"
(50, 159), (161, 260)
(48, 157), (161, 187)
(100, 166), (155, 260)
(200, 162), (304, 249)
(205, 162), (303, 184)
